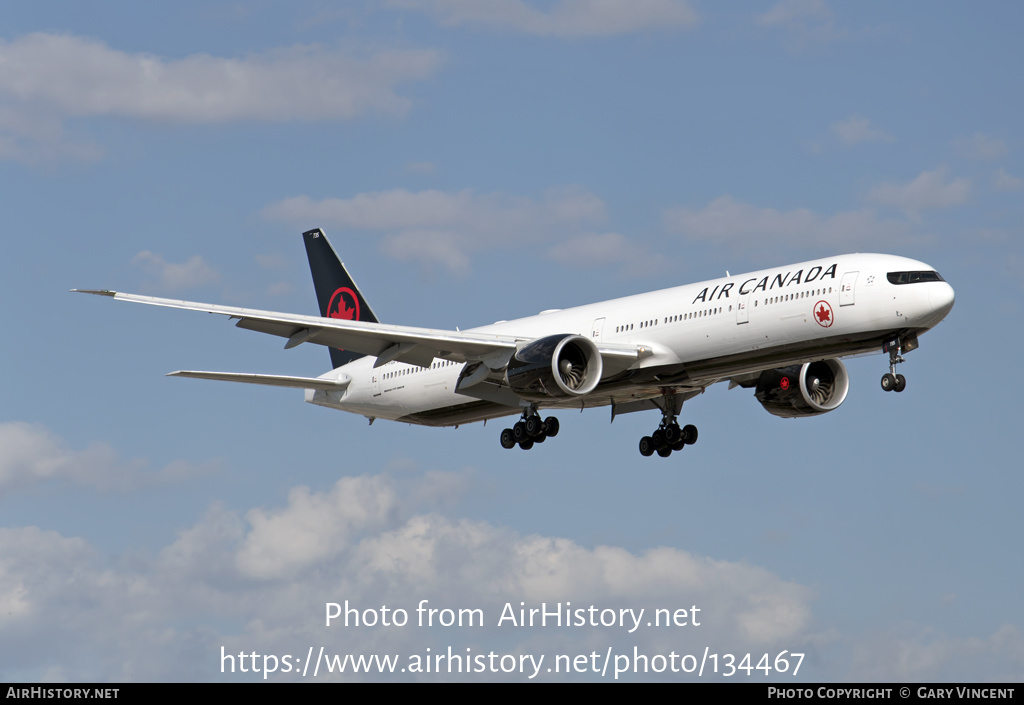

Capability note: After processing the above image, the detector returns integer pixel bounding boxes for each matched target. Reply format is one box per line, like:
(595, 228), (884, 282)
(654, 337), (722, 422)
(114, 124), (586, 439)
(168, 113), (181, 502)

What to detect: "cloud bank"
(0, 33), (441, 161)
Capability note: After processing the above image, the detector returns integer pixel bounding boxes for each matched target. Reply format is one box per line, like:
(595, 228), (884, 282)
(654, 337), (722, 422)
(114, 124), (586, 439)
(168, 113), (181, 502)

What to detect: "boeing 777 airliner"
(77, 228), (954, 457)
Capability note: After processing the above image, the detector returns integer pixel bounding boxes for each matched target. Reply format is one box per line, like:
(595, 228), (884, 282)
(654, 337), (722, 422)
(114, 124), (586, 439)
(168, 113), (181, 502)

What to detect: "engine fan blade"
(559, 359), (583, 389)
(809, 378), (833, 405)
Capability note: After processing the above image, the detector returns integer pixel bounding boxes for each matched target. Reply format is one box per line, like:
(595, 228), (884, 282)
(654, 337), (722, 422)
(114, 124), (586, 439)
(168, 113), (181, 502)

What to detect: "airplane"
(76, 228), (955, 458)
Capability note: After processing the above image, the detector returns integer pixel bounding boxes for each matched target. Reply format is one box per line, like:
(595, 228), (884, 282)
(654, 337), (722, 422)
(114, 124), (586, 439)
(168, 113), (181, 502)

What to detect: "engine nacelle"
(755, 359), (850, 418)
(505, 334), (603, 400)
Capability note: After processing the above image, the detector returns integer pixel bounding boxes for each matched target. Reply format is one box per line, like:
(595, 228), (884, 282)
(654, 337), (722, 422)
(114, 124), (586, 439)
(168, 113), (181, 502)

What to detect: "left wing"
(167, 371), (351, 390)
(74, 290), (640, 373)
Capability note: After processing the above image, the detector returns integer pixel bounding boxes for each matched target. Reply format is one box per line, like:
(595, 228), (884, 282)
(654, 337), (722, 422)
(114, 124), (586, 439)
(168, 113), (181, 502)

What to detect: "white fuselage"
(306, 253), (955, 426)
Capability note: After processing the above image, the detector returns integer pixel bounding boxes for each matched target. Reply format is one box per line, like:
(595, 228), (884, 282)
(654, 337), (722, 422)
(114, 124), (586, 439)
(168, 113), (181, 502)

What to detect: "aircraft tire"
(513, 421), (528, 441)
(881, 373), (896, 392)
(682, 424), (698, 445)
(639, 436), (655, 457)
(525, 415), (543, 437)
(894, 374), (907, 393)
(519, 439), (534, 450)
(652, 429), (666, 450)
(500, 428), (516, 449)
(657, 446), (673, 457)
(543, 417), (559, 437)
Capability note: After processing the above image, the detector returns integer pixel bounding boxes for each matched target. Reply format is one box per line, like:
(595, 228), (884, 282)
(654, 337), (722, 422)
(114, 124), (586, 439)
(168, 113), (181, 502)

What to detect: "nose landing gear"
(881, 336), (908, 393)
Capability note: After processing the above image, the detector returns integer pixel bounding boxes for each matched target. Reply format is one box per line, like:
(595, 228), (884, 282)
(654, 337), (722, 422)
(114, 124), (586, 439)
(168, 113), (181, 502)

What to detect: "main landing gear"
(639, 421), (698, 458)
(499, 408), (559, 450)
(639, 391), (698, 458)
(880, 336), (907, 393)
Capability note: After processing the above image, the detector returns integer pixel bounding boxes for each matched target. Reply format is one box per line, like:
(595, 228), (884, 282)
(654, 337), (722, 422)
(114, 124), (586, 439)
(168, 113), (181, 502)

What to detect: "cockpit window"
(886, 270), (945, 285)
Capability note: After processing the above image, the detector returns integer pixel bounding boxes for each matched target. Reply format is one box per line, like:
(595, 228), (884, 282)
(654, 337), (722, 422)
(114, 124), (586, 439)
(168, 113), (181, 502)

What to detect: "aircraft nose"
(930, 282), (955, 319)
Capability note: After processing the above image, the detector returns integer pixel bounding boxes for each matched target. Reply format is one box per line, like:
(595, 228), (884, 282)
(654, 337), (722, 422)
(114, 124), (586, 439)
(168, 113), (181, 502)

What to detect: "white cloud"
(0, 422), (211, 495)
(0, 470), (816, 681)
(663, 195), (915, 254)
(953, 132), (1009, 161)
(0, 33), (441, 123)
(132, 251), (219, 292)
(865, 168), (971, 213)
(261, 186), (610, 273)
(0, 33), (441, 161)
(993, 168), (1024, 192)
(388, 0), (698, 36)
(237, 475), (400, 579)
(4, 467), (1023, 681)
(830, 116), (894, 145)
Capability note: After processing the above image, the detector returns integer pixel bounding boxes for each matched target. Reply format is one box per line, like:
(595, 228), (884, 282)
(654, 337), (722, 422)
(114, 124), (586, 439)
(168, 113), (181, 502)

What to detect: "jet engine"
(505, 334), (603, 400)
(754, 359), (850, 418)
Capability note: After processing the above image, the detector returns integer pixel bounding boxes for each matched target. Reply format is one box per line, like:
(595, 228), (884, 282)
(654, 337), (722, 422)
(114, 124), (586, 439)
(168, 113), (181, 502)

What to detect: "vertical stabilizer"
(302, 228), (381, 369)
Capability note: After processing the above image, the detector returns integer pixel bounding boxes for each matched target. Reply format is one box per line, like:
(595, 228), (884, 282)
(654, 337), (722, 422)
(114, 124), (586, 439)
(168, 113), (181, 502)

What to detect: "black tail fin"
(302, 228), (381, 369)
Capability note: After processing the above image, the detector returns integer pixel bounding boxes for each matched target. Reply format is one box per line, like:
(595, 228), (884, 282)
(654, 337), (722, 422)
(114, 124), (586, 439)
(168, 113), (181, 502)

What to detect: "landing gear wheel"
(500, 428), (516, 449)
(525, 415), (543, 437)
(682, 424), (698, 445)
(663, 424), (681, 445)
(513, 421), (528, 441)
(543, 417), (559, 437)
(881, 373), (896, 392)
(671, 440), (686, 452)
(533, 433), (546, 443)
(652, 429), (666, 450)
(519, 439), (534, 450)
(894, 374), (907, 393)
(657, 446), (673, 457)
(639, 436), (655, 457)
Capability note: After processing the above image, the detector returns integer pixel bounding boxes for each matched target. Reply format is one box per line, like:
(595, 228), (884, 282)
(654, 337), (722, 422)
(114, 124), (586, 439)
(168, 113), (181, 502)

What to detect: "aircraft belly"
(679, 326), (917, 384)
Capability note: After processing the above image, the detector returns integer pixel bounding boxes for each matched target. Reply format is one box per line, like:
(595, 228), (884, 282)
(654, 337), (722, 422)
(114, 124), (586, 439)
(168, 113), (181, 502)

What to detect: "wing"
(74, 290), (640, 373)
(167, 371), (351, 390)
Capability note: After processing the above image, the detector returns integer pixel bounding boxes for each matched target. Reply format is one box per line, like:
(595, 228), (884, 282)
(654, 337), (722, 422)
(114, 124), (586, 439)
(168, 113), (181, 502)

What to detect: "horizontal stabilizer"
(167, 371), (351, 391)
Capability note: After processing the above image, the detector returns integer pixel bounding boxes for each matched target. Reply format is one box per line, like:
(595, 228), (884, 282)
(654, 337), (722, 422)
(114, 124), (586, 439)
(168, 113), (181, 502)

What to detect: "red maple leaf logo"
(327, 287), (360, 322)
(330, 300), (356, 320)
(814, 301), (833, 327)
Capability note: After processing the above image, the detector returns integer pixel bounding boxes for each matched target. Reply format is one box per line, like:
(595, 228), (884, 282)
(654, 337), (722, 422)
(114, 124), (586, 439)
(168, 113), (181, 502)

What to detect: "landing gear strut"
(639, 390), (697, 458)
(500, 407), (559, 450)
(880, 336), (907, 393)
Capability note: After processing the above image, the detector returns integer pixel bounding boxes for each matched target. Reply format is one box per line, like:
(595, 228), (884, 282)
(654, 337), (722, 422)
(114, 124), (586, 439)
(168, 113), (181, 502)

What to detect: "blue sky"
(1, 0), (1022, 682)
